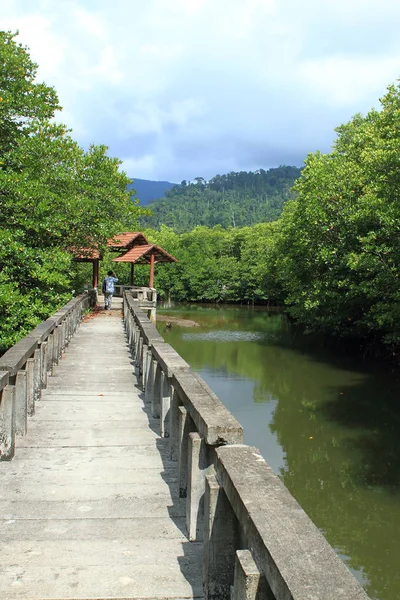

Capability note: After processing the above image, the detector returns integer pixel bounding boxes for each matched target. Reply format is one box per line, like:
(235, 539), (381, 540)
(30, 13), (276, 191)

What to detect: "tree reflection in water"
(157, 304), (400, 600)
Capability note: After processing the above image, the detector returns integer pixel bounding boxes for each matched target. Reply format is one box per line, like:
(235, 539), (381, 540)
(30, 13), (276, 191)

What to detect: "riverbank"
(156, 314), (200, 327)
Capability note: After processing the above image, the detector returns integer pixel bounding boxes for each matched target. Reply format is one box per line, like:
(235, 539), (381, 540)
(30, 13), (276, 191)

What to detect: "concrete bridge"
(0, 292), (369, 600)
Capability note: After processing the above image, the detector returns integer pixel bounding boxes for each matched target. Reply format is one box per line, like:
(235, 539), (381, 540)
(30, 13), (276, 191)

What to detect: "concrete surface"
(0, 307), (203, 600)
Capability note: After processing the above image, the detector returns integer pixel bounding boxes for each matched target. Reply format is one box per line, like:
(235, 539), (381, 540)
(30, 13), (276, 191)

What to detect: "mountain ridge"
(128, 178), (176, 205)
(138, 166), (302, 232)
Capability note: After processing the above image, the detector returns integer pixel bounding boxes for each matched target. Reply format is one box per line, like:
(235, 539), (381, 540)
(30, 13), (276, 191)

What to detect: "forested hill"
(139, 166), (302, 232)
(128, 178), (175, 205)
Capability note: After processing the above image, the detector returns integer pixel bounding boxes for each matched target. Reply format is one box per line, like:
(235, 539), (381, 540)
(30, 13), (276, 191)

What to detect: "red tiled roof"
(108, 232), (148, 249)
(113, 244), (178, 264)
(72, 249), (101, 260)
(72, 232), (152, 261)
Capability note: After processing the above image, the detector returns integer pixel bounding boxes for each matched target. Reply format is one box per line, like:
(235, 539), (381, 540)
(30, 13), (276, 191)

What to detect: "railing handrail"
(0, 293), (88, 376)
(122, 290), (370, 600)
(0, 292), (90, 461)
(214, 444), (368, 600)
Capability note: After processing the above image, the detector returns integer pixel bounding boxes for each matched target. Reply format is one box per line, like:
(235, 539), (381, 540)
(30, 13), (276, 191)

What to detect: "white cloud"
(2, 0), (400, 179)
(73, 7), (108, 40)
(122, 154), (157, 179)
(298, 55), (400, 107)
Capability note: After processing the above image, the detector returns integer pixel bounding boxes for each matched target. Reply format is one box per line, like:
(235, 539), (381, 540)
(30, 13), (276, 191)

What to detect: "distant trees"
(275, 81), (400, 351)
(0, 31), (143, 351)
(136, 80), (400, 356)
(140, 166), (301, 232)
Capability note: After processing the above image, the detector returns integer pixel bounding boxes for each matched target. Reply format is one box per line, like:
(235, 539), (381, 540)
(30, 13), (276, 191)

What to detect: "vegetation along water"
(157, 304), (400, 600)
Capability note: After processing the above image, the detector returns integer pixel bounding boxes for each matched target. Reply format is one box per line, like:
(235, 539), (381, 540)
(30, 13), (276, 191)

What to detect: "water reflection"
(157, 304), (400, 600)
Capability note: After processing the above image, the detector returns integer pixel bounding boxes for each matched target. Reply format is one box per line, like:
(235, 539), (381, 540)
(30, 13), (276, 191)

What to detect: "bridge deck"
(0, 305), (203, 600)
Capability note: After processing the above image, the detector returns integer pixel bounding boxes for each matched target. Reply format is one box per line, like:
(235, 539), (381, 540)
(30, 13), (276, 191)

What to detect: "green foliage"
(140, 166), (301, 232)
(0, 32), (144, 352)
(141, 224), (283, 305)
(275, 81), (400, 351)
(141, 80), (400, 355)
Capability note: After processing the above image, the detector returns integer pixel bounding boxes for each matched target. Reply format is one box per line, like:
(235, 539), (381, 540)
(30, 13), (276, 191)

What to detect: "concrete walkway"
(0, 304), (203, 599)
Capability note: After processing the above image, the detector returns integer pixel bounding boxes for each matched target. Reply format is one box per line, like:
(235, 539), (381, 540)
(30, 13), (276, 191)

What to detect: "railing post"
(140, 342), (149, 390)
(169, 387), (181, 461)
(187, 432), (207, 541)
(26, 358), (35, 416)
(178, 406), (195, 498)
(152, 363), (162, 418)
(160, 372), (172, 438)
(145, 357), (157, 405)
(52, 326), (59, 367)
(0, 385), (16, 461)
(41, 341), (48, 389)
(232, 550), (272, 600)
(15, 370), (27, 436)
(142, 347), (152, 392)
(135, 333), (143, 375)
(34, 348), (41, 401)
(61, 319), (67, 354)
(203, 472), (239, 600)
(48, 329), (55, 375)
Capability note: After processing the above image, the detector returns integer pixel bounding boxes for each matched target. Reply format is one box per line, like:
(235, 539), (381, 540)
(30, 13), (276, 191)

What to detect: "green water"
(156, 304), (400, 600)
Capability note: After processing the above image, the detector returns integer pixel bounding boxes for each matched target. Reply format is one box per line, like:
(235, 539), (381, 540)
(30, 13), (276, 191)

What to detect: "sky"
(3, 0), (400, 183)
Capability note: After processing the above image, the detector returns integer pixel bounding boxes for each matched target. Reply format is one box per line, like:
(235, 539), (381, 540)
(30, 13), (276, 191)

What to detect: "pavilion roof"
(72, 248), (101, 261)
(108, 232), (148, 250)
(113, 244), (178, 264)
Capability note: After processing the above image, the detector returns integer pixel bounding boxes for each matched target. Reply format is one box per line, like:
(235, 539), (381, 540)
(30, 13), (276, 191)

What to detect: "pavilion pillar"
(92, 259), (99, 290)
(130, 263), (135, 285)
(149, 253), (155, 288)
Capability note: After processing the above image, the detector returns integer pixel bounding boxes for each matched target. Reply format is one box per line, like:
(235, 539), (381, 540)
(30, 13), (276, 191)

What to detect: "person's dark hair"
(108, 270), (114, 276)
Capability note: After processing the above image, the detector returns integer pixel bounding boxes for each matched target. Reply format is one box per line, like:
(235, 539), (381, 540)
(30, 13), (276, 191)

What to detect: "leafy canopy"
(0, 31), (144, 351)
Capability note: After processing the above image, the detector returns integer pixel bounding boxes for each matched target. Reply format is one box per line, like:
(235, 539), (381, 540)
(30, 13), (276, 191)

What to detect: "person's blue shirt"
(105, 276), (118, 294)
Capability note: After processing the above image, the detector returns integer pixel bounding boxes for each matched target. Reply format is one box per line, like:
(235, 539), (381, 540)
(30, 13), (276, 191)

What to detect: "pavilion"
(73, 232), (177, 289)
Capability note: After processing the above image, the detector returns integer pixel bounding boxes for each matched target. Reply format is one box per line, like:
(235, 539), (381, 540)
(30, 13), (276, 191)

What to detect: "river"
(156, 303), (400, 600)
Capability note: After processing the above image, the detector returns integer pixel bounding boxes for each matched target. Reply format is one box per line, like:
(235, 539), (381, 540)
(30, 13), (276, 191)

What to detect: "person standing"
(103, 270), (118, 311)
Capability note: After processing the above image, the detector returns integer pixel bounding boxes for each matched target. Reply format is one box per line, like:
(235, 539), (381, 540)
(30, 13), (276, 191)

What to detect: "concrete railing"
(115, 284), (157, 304)
(0, 293), (90, 461)
(123, 291), (369, 600)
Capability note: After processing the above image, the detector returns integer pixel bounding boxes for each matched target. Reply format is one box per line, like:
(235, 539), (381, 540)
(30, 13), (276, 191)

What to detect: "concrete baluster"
(169, 387), (181, 461)
(145, 357), (157, 405)
(0, 385), (16, 461)
(140, 342), (149, 389)
(128, 314), (134, 348)
(61, 319), (67, 353)
(133, 324), (139, 358)
(34, 348), (41, 401)
(52, 326), (59, 367)
(49, 329), (56, 374)
(124, 309), (130, 341)
(130, 317), (136, 352)
(143, 347), (152, 392)
(66, 313), (71, 343)
(160, 373), (172, 438)
(15, 370), (27, 436)
(41, 341), (48, 389)
(187, 432), (207, 541)
(152, 363), (162, 418)
(178, 406), (195, 498)
(135, 333), (142, 372)
(57, 323), (63, 361)
(26, 358), (35, 416)
(232, 550), (273, 600)
(70, 311), (74, 338)
(204, 472), (239, 600)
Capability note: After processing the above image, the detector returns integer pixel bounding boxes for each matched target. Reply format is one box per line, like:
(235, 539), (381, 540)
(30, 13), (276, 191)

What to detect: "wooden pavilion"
(113, 242), (177, 287)
(73, 232), (177, 289)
